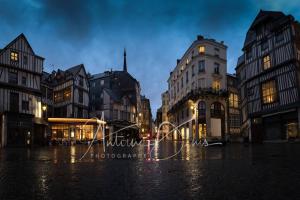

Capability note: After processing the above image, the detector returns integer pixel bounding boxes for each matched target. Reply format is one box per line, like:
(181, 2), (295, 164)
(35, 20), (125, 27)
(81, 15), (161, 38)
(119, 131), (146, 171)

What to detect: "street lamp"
(42, 105), (47, 111)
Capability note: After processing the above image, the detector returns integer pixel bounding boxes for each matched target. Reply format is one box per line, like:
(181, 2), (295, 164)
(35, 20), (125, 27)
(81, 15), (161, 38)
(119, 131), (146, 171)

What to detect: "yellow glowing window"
(199, 123), (206, 138)
(199, 46), (205, 54)
(262, 80), (277, 104)
(64, 87), (71, 100)
(212, 80), (220, 91)
(10, 51), (18, 61)
(229, 93), (239, 108)
(263, 55), (271, 70)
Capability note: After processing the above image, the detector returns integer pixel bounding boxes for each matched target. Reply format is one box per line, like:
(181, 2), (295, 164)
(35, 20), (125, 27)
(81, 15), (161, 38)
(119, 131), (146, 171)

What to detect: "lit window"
(212, 80), (220, 91)
(263, 55), (271, 70)
(229, 93), (238, 108)
(64, 88), (71, 101)
(54, 91), (63, 103)
(10, 51), (18, 61)
(262, 80), (277, 104)
(199, 46), (205, 54)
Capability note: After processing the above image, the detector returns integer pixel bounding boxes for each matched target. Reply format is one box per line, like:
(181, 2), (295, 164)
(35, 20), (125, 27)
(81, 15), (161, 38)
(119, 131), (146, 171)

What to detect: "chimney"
(177, 59), (180, 64)
(197, 35), (204, 40)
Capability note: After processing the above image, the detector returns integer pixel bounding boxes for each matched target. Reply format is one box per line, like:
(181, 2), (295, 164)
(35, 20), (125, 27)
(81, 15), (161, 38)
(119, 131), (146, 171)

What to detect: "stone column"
(189, 120), (193, 142)
(206, 100), (211, 138)
(195, 101), (199, 141)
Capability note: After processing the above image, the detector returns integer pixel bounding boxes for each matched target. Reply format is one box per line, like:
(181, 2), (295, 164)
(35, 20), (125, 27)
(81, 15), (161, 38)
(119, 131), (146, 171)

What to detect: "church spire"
(123, 48), (127, 72)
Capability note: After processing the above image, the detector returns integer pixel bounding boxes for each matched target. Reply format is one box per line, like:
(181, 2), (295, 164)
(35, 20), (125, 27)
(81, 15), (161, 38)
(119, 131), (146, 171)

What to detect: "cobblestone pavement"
(0, 141), (300, 200)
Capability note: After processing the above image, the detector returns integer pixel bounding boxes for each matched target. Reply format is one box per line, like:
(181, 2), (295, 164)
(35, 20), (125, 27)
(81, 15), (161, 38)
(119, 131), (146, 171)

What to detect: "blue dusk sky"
(0, 0), (299, 116)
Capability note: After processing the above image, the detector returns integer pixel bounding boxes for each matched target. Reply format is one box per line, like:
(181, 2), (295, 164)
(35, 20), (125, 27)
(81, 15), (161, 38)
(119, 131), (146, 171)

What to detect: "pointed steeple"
(123, 48), (127, 72)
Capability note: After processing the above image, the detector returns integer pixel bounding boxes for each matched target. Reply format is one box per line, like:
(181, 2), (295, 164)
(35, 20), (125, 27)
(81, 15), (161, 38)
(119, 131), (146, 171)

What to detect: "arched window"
(198, 101), (206, 118)
(210, 102), (224, 117)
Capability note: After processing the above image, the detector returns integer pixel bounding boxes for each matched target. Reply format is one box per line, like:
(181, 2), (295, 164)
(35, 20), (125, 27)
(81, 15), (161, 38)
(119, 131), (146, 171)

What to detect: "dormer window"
(198, 46), (205, 54)
(10, 51), (18, 62)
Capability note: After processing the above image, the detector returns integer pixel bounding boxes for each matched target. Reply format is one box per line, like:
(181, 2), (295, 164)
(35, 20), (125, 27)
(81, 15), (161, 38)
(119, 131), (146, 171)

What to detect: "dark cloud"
(0, 0), (299, 116)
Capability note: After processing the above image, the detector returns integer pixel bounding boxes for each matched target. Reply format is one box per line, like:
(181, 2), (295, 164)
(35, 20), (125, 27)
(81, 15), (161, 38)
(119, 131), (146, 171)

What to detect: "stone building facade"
(167, 35), (228, 141)
(140, 95), (152, 138)
(89, 50), (142, 140)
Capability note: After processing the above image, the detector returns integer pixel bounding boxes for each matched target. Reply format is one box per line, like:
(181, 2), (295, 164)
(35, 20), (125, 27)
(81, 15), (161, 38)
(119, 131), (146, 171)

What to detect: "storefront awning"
(47, 118), (106, 125)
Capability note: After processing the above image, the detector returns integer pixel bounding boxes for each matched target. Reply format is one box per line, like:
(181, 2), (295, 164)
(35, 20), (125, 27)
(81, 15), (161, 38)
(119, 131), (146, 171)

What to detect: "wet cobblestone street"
(1, 142), (300, 200)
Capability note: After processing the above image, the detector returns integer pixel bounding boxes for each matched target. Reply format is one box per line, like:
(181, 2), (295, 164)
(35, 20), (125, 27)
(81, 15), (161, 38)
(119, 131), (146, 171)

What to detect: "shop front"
(47, 118), (106, 144)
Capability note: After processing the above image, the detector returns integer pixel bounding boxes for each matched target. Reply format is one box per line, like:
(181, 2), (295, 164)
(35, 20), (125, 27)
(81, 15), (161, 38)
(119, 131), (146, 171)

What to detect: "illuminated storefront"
(47, 118), (106, 143)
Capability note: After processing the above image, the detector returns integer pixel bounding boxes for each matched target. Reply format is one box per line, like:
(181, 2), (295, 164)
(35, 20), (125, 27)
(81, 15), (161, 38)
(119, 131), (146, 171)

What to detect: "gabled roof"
(249, 10), (284, 30)
(42, 64), (87, 86)
(66, 64), (85, 76)
(243, 10), (287, 48)
(0, 33), (44, 59)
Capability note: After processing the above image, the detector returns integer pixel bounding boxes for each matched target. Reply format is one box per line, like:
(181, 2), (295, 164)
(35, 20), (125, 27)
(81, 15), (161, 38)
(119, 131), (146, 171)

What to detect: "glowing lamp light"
(42, 105), (47, 111)
(71, 130), (75, 138)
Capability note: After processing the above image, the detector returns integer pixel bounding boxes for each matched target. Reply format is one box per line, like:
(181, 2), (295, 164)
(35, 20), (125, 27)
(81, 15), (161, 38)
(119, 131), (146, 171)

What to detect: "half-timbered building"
(42, 64), (92, 143)
(0, 34), (46, 147)
(226, 74), (241, 141)
(236, 10), (300, 142)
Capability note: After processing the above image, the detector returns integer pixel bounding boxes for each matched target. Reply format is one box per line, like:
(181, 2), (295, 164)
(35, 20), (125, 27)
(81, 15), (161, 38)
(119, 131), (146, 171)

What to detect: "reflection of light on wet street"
(0, 143), (299, 199)
(70, 146), (76, 163)
(185, 141), (190, 160)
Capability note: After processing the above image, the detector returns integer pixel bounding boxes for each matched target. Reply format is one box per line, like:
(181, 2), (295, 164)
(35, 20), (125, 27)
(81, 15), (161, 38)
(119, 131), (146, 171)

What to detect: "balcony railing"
(168, 87), (228, 114)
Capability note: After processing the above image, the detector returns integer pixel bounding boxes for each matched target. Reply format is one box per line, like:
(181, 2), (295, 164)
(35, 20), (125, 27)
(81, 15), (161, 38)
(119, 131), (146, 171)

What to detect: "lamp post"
(42, 105), (47, 118)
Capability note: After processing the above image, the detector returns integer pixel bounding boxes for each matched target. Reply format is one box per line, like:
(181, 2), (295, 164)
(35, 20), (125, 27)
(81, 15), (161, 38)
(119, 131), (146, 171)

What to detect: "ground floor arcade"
(167, 97), (228, 142)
